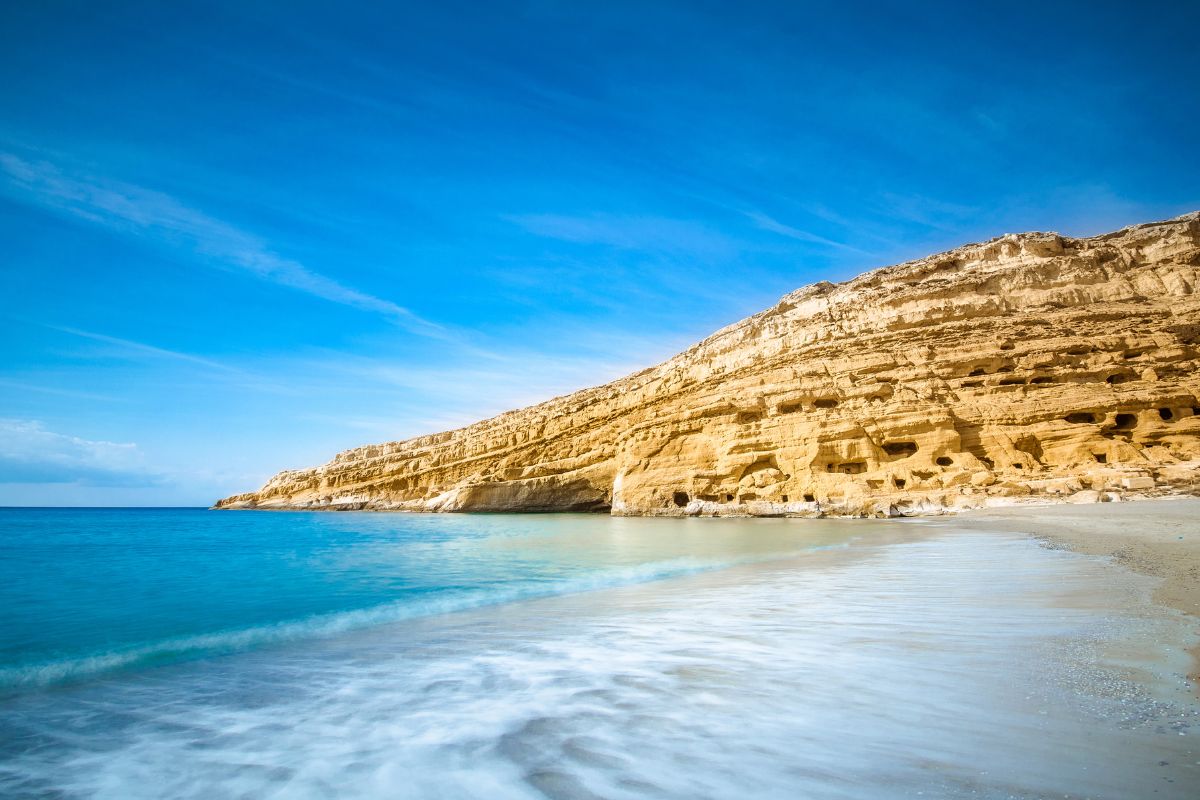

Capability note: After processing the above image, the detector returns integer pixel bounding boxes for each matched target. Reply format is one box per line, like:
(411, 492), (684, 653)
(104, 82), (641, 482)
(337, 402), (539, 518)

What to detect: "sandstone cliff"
(217, 213), (1200, 517)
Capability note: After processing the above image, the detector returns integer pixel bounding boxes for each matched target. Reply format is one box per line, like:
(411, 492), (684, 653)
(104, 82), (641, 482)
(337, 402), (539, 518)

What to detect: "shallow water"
(0, 509), (859, 688)
(1, 510), (1197, 798)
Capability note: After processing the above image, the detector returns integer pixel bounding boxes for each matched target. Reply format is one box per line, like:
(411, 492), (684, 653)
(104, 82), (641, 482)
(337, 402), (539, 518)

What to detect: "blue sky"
(1, 1), (1197, 506)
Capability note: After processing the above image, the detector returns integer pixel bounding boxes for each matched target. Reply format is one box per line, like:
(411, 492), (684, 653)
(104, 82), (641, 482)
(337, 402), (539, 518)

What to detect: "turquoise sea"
(1, 507), (1197, 798)
(0, 508), (844, 689)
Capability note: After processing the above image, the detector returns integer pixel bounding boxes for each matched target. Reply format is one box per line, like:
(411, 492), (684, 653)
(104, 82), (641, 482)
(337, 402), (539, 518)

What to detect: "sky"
(1, 0), (1197, 506)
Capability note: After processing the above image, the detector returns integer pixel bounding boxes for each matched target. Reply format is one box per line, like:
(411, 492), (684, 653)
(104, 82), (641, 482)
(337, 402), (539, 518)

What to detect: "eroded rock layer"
(217, 213), (1200, 517)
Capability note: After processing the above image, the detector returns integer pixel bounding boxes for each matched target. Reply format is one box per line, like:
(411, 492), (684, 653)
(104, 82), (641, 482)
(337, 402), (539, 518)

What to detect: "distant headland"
(216, 212), (1200, 517)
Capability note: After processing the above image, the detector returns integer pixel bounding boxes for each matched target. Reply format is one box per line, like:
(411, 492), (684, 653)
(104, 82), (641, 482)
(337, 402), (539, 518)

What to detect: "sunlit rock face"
(216, 213), (1200, 517)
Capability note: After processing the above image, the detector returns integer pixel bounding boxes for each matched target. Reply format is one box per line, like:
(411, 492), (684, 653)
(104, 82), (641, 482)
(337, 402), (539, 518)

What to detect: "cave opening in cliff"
(1159, 408), (1175, 421)
(1014, 434), (1045, 465)
(1094, 453), (1107, 463)
(672, 492), (689, 507)
(935, 456), (953, 466)
(814, 398), (838, 409)
(803, 493), (815, 502)
(1065, 412), (1097, 424)
(882, 442), (918, 457)
(1114, 413), (1137, 429)
(894, 478), (906, 489)
(1106, 373), (1129, 384)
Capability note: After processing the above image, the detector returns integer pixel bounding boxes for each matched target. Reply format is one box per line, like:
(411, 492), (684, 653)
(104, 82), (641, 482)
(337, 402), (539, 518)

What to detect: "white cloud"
(744, 210), (866, 254)
(0, 419), (165, 487)
(45, 324), (239, 372)
(0, 378), (120, 403)
(0, 152), (444, 338)
(505, 212), (739, 258)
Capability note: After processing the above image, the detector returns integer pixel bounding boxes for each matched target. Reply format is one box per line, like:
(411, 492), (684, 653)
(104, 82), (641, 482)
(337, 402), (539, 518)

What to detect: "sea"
(0, 507), (1197, 799)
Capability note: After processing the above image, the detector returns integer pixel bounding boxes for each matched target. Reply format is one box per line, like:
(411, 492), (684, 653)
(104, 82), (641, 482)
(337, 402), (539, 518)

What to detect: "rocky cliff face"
(217, 213), (1200, 517)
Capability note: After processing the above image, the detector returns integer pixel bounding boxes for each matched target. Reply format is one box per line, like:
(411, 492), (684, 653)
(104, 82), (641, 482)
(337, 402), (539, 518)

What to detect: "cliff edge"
(216, 213), (1200, 517)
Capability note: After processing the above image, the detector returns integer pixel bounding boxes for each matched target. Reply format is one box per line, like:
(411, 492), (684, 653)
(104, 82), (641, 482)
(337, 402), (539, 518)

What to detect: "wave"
(0, 549), (828, 692)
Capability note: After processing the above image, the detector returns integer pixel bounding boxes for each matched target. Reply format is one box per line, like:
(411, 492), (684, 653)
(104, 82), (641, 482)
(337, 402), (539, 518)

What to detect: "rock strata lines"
(216, 213), (1200, 517)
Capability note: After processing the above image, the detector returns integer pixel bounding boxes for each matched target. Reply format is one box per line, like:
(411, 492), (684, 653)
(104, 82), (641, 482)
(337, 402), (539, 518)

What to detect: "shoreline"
(949, 497), (1200, 690)
(209, 493), (1200, 695)
(213, 483), (1200, 517)
(8, 507), (1199, 797)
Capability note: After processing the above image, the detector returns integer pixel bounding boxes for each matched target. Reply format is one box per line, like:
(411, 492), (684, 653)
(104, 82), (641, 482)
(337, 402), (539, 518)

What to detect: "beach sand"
(954, 497), (1200, 686)
(4, 507), (1200, 796)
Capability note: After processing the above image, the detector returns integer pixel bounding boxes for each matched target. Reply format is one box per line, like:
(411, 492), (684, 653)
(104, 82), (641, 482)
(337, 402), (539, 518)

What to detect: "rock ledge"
(216, 213), (1200, 518)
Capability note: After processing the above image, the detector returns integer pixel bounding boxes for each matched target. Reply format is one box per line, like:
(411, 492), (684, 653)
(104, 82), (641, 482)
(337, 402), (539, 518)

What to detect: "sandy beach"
(4, 508), (1200, 796)
(954, 497), (1200, 686)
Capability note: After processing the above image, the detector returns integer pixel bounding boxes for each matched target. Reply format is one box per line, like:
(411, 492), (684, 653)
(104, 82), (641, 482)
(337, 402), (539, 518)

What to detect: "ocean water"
(0, 508), (1197, 798)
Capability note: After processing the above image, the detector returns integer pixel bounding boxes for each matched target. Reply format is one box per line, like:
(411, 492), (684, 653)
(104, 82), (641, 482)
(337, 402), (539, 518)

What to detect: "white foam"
(0, 549), (826, 691)
(2, 532), (1197, 799)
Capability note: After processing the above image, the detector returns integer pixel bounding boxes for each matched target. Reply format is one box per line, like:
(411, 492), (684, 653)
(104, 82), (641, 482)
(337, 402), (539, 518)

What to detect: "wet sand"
(5, 521), (1199, 798)
(954, 498), (1200, 686)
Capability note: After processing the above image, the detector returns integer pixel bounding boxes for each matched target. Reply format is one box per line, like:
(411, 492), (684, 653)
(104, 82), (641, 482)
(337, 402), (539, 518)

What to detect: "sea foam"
(2, 530), (1197, 799)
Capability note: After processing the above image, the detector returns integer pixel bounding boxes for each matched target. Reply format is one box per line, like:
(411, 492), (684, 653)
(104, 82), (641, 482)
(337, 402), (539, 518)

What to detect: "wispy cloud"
(0, 419), (165, 487)
(0, 153), (444, 337)
(506, 212), (739, 259)
(745, 211), (868, 254)
(871, 192), (978, 231)
(44, 324), (240, 373)
(0, 378), (121, 403)
(273, 333), (671, 444)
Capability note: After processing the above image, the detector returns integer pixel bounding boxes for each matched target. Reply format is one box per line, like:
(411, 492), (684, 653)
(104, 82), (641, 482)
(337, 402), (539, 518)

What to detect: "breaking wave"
(0, 550), (832, 691)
